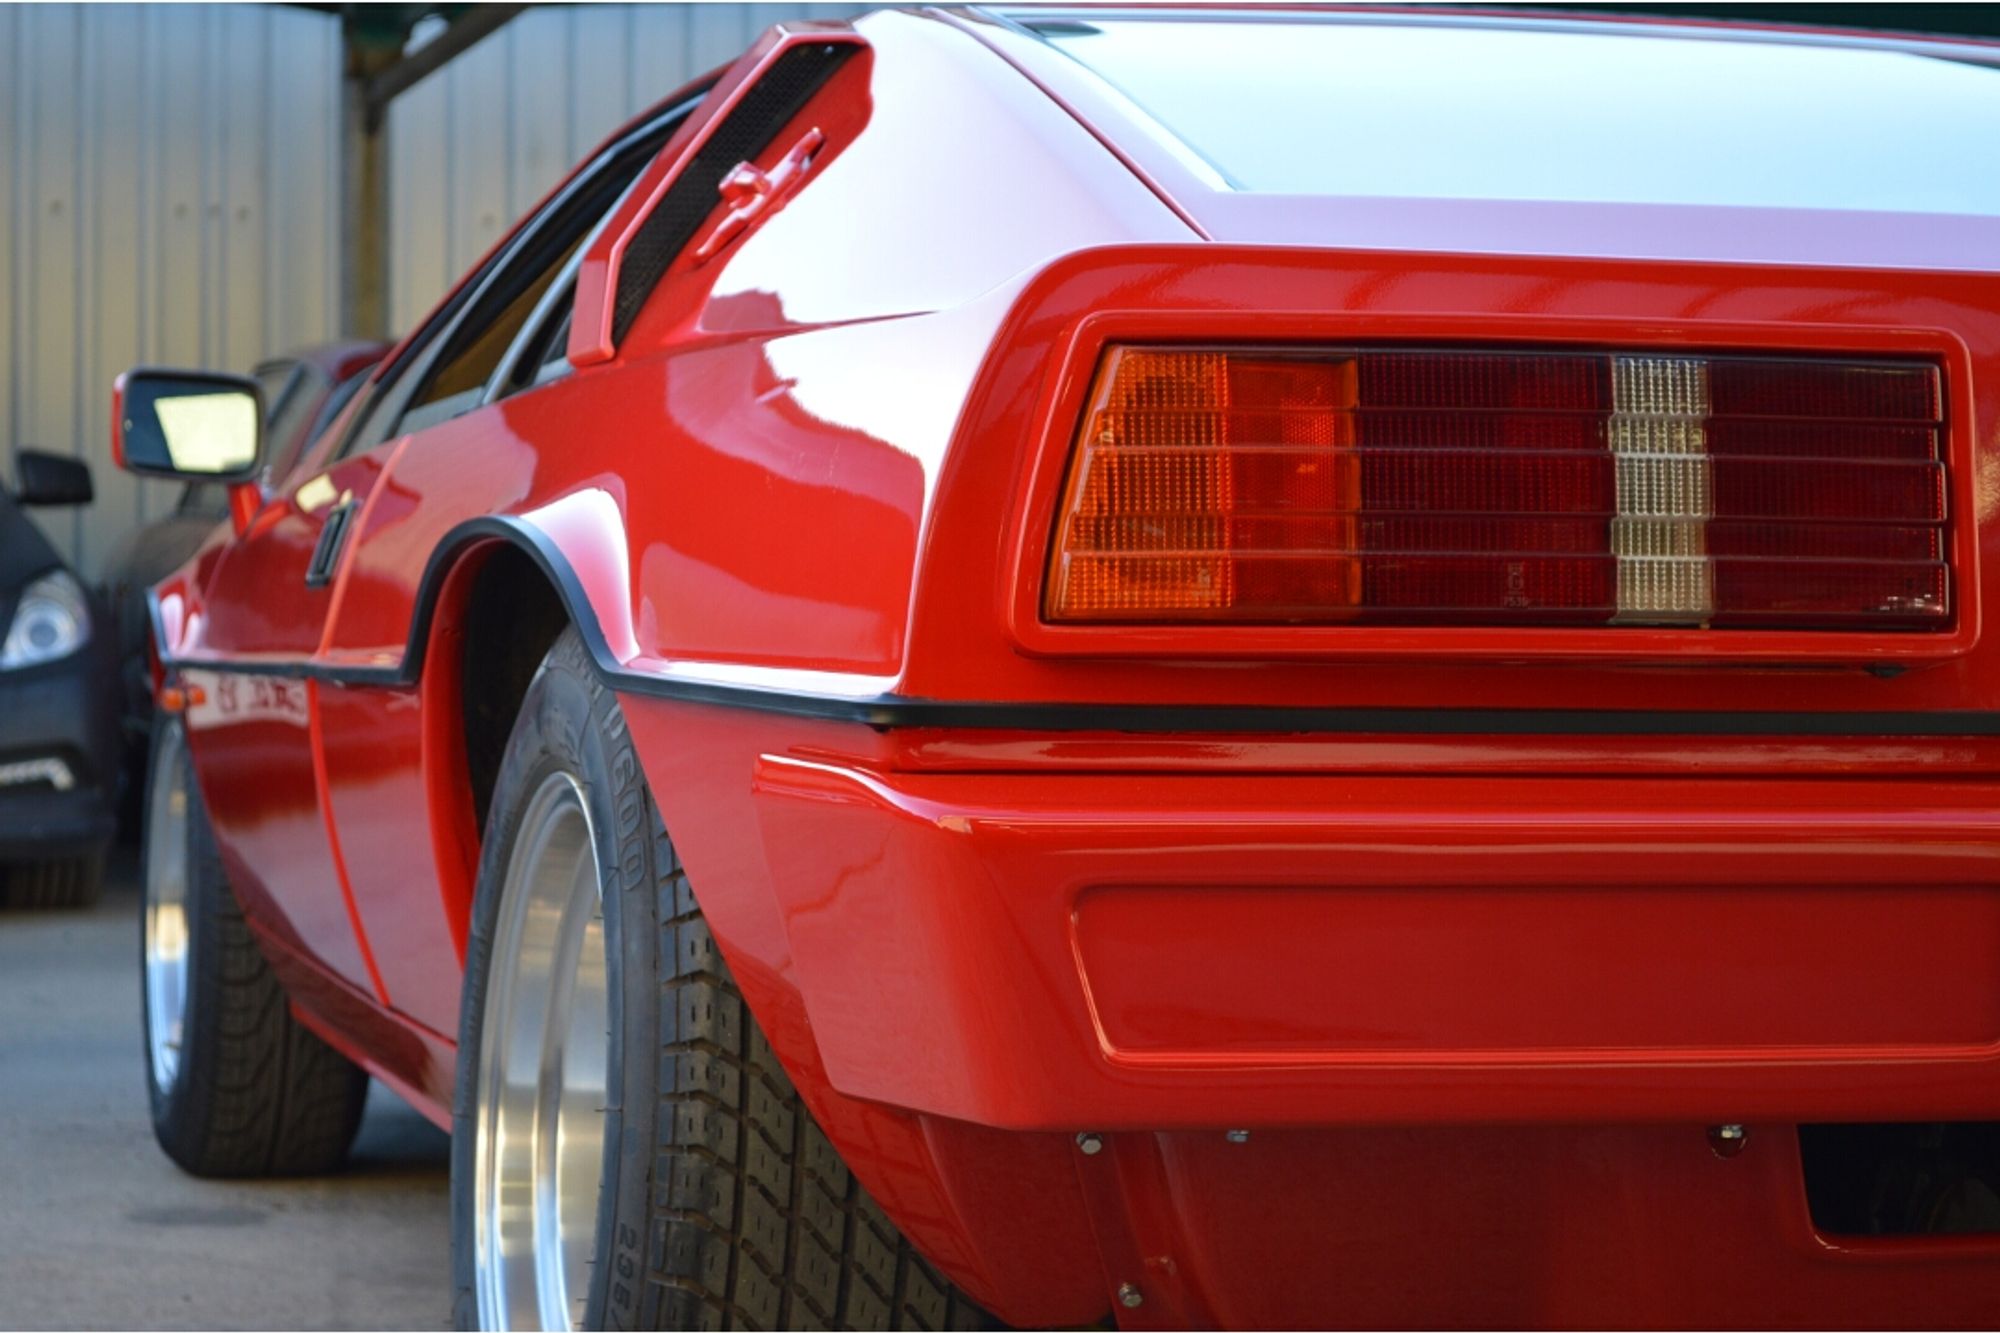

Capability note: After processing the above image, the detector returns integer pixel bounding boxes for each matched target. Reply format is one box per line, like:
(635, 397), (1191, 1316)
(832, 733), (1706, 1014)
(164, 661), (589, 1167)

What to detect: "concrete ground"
(0, 850), (452, 1330)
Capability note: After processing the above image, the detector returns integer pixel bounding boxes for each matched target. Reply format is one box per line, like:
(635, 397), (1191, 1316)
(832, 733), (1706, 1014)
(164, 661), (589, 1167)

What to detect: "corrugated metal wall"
(0, 3), (342, 577)
(1, 3), (846, 578)
(387, 3), (852, 331)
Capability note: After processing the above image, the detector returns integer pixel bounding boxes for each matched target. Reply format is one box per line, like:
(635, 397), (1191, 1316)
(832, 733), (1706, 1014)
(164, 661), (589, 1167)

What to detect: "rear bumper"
(615, 697), (2000, 1326)
(751, 757), (2000, 1129)
(1071, 1122), (2000, 1329)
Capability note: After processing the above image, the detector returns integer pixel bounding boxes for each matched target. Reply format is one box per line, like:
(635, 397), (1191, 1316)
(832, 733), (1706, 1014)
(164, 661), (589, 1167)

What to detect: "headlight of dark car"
(1, 569), (92, 669)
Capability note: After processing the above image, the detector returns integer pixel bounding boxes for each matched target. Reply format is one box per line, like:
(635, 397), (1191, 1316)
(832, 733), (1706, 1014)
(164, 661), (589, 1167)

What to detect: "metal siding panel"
(630, 5), (697, 113)
(146, 8), (209, 532)
(24, 6), (82, 564)
(219, 7), (267, 373)
(198, 7), (224, 370)
(1, 6), (19, 495)
(261, 8), (285, 359)
(687, 3), (754, 72)
(267, 5), (338, 351)
(83, 5), (146, 557)
(323, 14), (342, 346)
(567, 5), (633, 162)
(151, 11), (207, 377)
(390, 74), (452, 335)
(447, 24), (511, 280)
(165, 7), (217, 544)
(131, 4), (165, 530)
(2, 4), (341, 573)
(506, 11), (571, 220)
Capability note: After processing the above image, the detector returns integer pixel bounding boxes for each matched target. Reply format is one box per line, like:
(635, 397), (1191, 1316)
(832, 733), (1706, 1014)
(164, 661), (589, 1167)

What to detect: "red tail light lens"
(1045, 346), (1947, 630)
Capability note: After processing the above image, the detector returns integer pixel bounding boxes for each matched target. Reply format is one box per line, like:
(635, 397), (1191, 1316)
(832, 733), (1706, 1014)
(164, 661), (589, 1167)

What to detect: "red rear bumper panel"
(751, 756), (2000, 1130)
(625, 695), (2000, 1326)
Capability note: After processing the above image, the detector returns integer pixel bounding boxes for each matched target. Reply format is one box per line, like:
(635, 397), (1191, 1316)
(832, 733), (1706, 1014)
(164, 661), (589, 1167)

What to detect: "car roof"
(984, 4), (2000, 52)
(963, 5), (2000, 272)
(267, 339), (392, 386)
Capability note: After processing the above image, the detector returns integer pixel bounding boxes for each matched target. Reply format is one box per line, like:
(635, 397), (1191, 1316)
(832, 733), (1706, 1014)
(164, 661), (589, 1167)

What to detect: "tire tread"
(147, 723), (368, 1178)
(643, 847), (985, 1331)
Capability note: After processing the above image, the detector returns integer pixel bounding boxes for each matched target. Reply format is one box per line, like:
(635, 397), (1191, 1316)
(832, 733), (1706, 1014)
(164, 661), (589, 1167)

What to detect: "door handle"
(304, 495), (357, 589)
(691, 126), (824, 265)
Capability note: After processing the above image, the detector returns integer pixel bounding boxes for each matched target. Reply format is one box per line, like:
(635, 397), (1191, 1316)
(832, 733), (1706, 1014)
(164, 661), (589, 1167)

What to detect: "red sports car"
(117, 8), (2000, 1329)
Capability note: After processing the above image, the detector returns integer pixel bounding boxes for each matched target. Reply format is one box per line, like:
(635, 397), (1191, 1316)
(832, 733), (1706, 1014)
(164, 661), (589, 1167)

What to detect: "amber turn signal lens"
(1044, 345), (1946, 630)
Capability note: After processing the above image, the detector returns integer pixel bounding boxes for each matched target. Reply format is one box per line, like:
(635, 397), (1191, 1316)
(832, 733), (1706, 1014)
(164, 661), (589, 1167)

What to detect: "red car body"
(140, 8), (2000, 1326)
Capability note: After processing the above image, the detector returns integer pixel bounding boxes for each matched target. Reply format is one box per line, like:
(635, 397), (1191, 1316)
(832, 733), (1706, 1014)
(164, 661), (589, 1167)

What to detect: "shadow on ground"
(0, 849), (452, 1331)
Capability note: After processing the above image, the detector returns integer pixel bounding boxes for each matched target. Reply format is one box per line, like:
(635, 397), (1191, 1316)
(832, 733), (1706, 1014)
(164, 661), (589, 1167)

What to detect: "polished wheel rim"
(143, 721), (192, 1093)
(474, 771), (612, 1332)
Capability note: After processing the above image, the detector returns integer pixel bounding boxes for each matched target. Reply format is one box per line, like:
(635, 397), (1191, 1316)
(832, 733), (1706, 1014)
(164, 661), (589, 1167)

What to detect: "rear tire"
(140, 713), (369, 1177)
(452, 626), (988, 1330)
(2, 850), (105, 909)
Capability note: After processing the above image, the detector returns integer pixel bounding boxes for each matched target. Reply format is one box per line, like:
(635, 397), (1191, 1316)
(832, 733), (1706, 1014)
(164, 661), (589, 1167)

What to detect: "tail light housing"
(1044, 345), (1947, 631)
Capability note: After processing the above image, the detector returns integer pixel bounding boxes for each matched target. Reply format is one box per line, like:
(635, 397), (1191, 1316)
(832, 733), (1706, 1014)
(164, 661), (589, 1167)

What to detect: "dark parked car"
(0, 449), (118, 907)
(101, 340), (385, 819)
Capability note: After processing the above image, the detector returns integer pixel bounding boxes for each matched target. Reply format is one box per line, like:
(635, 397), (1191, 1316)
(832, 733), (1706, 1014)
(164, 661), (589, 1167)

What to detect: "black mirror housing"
(13, 449), (93, 507)
(113, 368), (265, 483)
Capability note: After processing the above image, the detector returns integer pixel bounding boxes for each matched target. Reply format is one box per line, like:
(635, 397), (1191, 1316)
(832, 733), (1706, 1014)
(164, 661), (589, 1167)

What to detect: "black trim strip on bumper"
(145, 515), (2000, 738)
(146, 643), (2000, 738)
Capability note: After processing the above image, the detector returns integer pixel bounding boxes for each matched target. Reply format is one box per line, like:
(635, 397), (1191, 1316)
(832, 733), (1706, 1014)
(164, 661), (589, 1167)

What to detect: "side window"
(331, 92), (704, 458)
(255, 361), (308, 442)
(495, 298), (575, 401)
(394, 231), (589, 432)
(390, 111), (694, 437)
(255, 359), (326, 480)
(307, 366), (370, 444)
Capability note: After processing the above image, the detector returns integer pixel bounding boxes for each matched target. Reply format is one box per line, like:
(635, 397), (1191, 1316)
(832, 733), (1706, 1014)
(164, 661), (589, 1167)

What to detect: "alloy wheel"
(142, 721), (192, 1093)
(472, 770), (613, 1331)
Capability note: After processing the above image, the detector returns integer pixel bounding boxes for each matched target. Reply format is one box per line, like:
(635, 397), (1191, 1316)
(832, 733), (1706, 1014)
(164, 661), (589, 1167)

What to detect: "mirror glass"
(118, 372), (263, 479)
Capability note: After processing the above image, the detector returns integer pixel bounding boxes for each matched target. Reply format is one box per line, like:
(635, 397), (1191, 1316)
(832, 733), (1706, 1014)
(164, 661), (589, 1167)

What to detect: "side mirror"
(13, 449), (93, 507)
(112, 369), (263, 483)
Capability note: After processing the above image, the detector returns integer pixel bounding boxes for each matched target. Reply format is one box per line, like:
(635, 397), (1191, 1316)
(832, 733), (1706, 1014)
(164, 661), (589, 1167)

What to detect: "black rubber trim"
(147, 518), (2000, 738)
(610, 41), (855, 345)
(148, 516), (593, 692)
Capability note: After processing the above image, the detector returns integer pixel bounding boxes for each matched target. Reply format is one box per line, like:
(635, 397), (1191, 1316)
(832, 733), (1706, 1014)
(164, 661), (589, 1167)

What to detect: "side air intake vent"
(610, 41), (855, 345)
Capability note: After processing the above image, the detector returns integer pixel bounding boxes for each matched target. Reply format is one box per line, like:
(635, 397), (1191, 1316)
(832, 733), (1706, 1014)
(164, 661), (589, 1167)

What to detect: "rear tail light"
(1044, 345), (1947, 629)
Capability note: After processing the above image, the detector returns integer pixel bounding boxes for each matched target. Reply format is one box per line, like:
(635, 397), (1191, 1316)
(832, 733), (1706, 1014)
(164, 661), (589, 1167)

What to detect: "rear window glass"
(1031, 17), (2000, 216)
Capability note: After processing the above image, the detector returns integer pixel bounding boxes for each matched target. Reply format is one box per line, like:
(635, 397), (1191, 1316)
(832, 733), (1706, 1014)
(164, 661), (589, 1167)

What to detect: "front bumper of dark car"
(0, 643), (120, 860)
